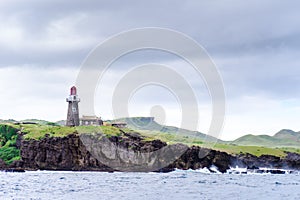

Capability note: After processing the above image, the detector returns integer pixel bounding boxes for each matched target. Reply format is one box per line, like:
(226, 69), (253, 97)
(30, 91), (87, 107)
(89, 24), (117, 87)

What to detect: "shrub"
(0, 124), (20, 164)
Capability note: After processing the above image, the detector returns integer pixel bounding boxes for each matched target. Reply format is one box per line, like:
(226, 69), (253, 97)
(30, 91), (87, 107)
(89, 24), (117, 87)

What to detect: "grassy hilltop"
(232, 129), (300, 148)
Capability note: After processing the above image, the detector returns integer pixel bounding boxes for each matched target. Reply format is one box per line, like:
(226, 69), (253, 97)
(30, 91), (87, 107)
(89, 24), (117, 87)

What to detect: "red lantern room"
(70, 86), (77, 95)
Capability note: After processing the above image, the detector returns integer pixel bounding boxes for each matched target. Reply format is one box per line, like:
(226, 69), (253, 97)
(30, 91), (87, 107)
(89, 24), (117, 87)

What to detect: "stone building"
(80, 115), (103, 126)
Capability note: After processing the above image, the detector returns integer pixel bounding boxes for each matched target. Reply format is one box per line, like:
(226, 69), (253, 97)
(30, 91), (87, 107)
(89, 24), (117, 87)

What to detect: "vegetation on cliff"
(15, 124), (122, 140)
(232, 129), (300, 148)
(0, 117), (300, 165)
(0, 124), (20, 164)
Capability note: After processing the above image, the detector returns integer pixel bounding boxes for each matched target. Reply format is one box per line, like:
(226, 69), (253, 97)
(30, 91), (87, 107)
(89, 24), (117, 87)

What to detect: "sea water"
(0, 169), (299, 200)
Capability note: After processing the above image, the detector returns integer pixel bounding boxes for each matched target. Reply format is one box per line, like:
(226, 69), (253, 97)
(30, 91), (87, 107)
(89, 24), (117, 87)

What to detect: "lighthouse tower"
(66, 86), (80, 126)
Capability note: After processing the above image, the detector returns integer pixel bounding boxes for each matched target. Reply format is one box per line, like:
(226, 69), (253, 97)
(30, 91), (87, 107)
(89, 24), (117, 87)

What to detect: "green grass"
(14, 124), (122, 140)
(0, 124), (20, 164)
(0, 147), (20, 164)
(20, 124), (76, 140)
(137, 129), (205, 146)
(279, 147), (300, 154)
(232, 131), (300, 148)
(76, 126), (121, 137)
(204, 143), (287, 157)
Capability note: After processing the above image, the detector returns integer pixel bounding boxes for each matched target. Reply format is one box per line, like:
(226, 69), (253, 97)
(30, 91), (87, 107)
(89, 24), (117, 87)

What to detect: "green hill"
(232, 130), (300, 148)
(0, 119), (59, 126)
(20, 119), (52, 125)
(274, 129), (300, 141)
(0, 119), (18, 124)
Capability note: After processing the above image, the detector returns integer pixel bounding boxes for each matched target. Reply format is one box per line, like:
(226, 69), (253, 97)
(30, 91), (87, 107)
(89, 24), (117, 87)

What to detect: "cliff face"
(3, 132), (300, 173)
(19, 134), (110, 171)
(12, 133), (171, 172)
(231, 152), (300, 170)
(169, 146), (234, 173)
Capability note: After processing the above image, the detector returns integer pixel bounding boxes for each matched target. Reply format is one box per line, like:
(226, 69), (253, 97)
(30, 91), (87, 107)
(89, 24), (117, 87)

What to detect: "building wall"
(81, 119), (103, 126)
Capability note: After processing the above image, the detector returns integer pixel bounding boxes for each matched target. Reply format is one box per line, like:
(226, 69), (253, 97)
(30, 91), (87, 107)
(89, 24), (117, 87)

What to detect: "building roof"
(81, 115), (100, 120)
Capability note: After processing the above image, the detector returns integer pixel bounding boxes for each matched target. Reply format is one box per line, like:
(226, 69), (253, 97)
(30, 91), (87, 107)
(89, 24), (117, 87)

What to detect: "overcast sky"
(1, 0), (300, 140)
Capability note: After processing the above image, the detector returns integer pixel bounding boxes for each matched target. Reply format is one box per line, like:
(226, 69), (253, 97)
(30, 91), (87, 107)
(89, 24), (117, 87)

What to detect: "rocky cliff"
(1, 131), (300, 173)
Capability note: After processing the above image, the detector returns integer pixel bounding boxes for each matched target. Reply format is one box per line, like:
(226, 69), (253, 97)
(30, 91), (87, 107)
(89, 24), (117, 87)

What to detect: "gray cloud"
(1, 0), (300, 138)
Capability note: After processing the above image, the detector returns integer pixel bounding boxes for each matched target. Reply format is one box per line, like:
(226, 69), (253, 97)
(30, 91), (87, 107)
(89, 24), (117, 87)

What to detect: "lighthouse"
(66, 86), (80, 126)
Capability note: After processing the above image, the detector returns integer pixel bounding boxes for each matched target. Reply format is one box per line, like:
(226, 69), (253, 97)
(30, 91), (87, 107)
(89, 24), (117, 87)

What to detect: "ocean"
(0, 169), (299, 200)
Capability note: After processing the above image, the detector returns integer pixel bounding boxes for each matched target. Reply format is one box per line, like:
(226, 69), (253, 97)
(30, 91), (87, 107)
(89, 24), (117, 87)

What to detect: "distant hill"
(55, 120), (66, 126)
(110, 117), (222, 143)
(0, 119), (59, 126)
(0, 119), (18, 123)
(274, 129), (300, 141)
(232, 129), (300, 148)
(20, 119), (54, 125)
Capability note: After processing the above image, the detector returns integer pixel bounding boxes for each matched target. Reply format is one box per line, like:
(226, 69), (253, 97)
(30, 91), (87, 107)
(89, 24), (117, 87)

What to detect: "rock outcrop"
(0, 159), (7, 169)
(169, 146), (234, 173)
(231, 152), (300, 171)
